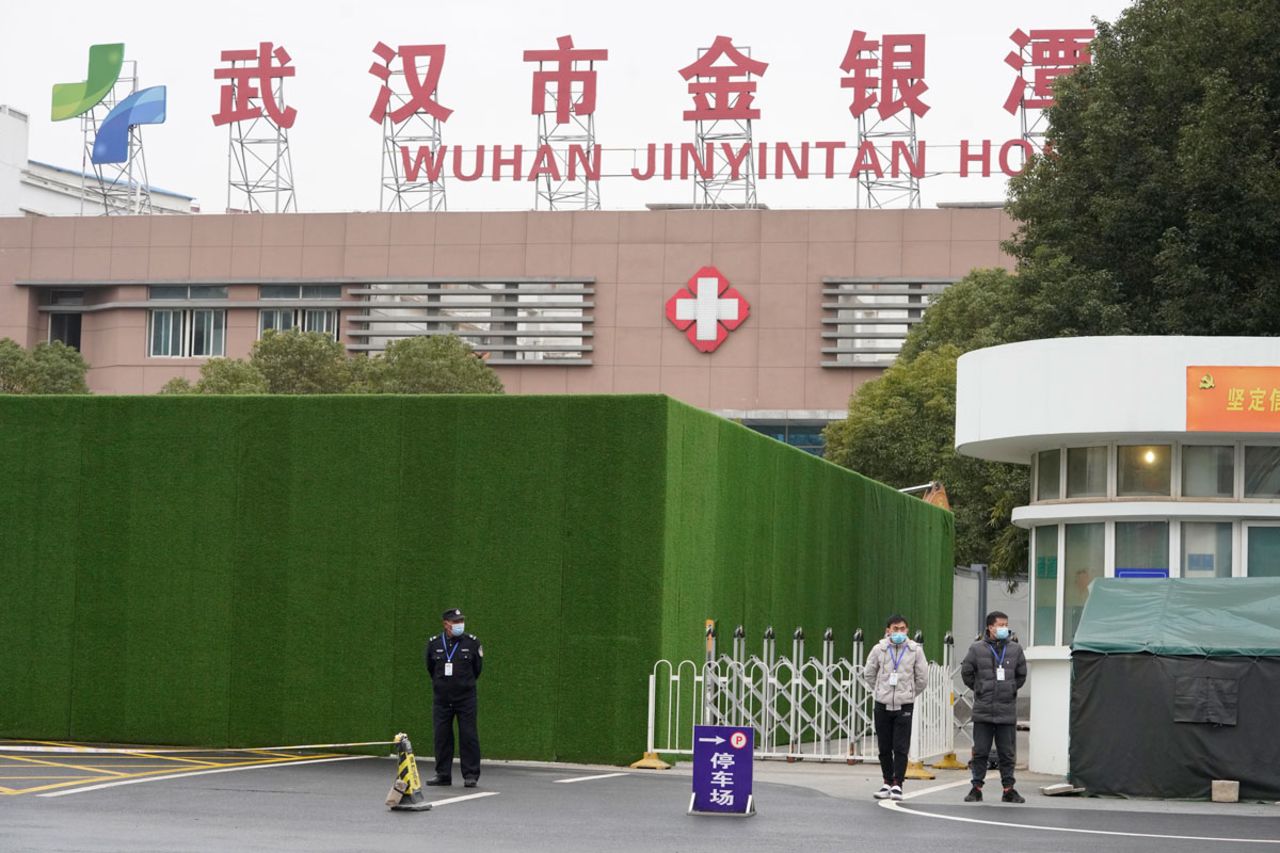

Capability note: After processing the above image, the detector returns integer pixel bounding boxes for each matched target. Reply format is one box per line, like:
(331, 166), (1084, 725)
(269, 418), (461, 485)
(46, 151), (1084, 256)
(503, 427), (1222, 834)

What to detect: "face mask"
(450, 623), (465, 638)
(889, 632), (907, 645)
(994, 627), (1010, 640)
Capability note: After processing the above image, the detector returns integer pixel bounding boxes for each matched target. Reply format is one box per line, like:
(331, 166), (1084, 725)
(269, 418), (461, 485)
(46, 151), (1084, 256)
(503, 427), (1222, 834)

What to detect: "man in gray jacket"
(863, 614), (929, 801)
(960, 610), (1027, 803)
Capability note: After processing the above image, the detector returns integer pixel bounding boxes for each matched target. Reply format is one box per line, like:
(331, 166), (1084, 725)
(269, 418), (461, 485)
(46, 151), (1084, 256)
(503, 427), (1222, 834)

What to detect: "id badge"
(888, 672), (899, 686)
(996, 666), (1006, 682)
(444, 662), (454, 677)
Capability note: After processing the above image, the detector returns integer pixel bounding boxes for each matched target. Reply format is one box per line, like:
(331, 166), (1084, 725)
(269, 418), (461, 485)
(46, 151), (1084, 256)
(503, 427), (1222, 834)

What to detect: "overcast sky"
(3, 0), (1133, 213)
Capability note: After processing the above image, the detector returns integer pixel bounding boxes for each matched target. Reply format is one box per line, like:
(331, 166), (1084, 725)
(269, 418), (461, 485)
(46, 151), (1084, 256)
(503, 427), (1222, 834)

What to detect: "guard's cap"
(442, 608), (465, 621)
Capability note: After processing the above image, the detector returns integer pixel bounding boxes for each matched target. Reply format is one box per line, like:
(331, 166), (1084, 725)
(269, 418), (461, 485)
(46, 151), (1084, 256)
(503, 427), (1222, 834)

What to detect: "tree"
(249, 330), (352, 394)
(823, 345), (1028, 573)
(194, 358), (268, 394)
(0, 339), (89, 394)
(158, 377), (195, 395)
(1006, 0), (1280, 337)
(379, 336), (504, 394)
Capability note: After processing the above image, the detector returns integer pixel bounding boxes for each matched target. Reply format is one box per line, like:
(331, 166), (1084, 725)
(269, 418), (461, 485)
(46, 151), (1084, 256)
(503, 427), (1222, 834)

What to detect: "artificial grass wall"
(0, 395), (951, 765)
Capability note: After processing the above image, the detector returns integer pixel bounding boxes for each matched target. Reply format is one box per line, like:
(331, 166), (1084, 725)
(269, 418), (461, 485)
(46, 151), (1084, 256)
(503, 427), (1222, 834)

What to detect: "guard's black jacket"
(424, 632), (483, 698)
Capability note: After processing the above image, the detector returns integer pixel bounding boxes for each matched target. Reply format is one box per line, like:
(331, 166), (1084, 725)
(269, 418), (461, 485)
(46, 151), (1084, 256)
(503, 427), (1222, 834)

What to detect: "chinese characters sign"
(690, 725), (754, 816)
(1187, 366), (1280, 432)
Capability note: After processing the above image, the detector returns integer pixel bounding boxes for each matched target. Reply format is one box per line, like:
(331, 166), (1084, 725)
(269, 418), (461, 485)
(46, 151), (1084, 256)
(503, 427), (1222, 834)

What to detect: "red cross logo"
(664, 266), (750, 353)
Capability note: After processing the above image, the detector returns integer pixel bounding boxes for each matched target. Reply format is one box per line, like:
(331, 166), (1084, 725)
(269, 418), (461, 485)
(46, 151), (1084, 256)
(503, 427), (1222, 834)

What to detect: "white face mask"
(450, 622), (465, 638)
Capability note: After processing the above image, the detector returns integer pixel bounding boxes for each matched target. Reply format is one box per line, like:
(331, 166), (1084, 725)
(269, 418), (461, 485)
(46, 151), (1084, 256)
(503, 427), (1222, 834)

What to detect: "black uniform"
(424, 630), (483, 783)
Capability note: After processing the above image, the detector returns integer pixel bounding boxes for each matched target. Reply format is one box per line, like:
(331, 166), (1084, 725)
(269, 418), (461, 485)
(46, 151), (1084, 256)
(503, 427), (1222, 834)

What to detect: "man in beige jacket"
(863, 614), (930, 801)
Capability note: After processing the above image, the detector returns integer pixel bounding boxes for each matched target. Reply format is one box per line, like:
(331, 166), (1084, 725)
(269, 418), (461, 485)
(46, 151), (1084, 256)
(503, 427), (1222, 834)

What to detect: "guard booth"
(1069, 578), (1280, 800)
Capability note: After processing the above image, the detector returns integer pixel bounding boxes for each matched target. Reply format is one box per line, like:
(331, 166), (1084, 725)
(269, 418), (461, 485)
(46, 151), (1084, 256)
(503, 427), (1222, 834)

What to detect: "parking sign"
(689, 724), (754, 816)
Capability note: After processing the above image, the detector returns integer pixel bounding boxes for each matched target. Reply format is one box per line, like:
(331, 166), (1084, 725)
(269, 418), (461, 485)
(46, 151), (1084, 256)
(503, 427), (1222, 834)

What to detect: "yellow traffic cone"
(386, 733), (432, 812)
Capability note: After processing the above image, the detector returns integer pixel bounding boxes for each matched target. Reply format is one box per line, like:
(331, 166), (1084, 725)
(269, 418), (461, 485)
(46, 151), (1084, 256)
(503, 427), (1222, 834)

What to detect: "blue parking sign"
(689, 724), (754, 816)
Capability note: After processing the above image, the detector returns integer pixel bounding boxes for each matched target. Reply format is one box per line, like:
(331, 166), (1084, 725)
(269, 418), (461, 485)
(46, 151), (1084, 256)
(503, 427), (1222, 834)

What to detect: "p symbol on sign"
(730, 731), (748, 750)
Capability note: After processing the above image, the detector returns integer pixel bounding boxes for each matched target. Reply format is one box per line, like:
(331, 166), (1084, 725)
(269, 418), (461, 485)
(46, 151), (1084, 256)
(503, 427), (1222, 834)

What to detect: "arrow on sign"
(697, 736), (725, 745)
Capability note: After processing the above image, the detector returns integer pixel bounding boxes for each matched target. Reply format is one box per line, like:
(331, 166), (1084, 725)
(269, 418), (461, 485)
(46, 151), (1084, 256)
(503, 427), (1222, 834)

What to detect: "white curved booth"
(956, 336), (1280, 774)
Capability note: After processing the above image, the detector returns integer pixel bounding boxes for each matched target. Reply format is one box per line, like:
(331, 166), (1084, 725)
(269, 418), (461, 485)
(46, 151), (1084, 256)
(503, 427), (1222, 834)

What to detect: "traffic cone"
(385, 733), (432, 811)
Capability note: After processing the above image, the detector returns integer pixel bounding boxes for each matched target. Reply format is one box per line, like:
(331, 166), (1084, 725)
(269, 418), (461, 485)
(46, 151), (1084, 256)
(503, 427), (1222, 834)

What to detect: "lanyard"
(441, 633), (460, 663)
(987, 642), (1007, 668)
(888, 643), (907, 671)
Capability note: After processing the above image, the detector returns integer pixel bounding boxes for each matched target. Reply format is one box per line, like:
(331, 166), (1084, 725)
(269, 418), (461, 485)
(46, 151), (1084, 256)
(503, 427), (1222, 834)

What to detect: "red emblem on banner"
(665, 266), (750, 353)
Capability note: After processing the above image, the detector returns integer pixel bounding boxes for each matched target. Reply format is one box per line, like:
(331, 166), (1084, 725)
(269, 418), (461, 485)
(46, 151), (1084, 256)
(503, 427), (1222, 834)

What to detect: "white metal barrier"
(642, 625), (955, 764)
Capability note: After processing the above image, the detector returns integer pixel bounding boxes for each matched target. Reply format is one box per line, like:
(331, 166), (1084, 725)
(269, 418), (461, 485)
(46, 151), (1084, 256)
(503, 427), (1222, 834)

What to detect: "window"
(1182, 522), (1232, 578)
(191, 310), (226, 357)
(260, 284), (341, 300)
(744, 422), (825, 456)
(821, 280), (952, 367)
(1066, 447), (1107, 498)
(149, 285), (227, 300)
(148, 309), (225, 358)
(1117, 445), (1171, 497)
(1033, 526), (1059, 646)
(258, 308), (339, 340)
(1244, 446), (1280, 498)
(148, 310), (184, 357)
(1063, 523), (1104, 645)
(1115, 521), (1169, 575)
(49, 313), (82, 350)
(1247, 525), (1280, 578)
(1036, 450), (1061, 501)
(1182, 446), (1234, 498)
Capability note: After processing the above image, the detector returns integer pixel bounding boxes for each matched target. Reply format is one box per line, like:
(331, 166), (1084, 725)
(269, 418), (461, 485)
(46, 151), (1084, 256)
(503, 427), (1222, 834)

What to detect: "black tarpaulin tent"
(1070, 578), (1280, 800)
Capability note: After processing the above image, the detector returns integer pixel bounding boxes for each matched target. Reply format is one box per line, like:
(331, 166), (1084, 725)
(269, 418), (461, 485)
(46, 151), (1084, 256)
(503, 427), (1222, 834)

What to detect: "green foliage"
(193, 359), (268, 395)
(158, 377), (194, 395)
(1006, 0), (1280, 336)
(379, 336), (504, 394)
(0, 338), (89, 394)
(249, 330), (351, 394)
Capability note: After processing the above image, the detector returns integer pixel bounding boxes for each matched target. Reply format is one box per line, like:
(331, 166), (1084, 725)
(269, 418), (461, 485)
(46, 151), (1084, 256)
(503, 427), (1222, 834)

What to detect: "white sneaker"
(890, 785), (904, 801)
(873, 784), (893, 799)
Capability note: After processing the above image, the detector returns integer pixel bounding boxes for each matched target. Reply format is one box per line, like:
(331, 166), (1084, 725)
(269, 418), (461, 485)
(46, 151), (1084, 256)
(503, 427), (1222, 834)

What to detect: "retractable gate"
(642, 625), (966, 764)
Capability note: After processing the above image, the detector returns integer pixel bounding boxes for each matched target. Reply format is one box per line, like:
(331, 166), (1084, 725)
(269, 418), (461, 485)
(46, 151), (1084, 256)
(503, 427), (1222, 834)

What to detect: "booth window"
(1066, 447), (1107, 498)
(1033, 526), (1059, 645)
(1115, 521), (1169, 575)
(1064, 523), (1104, 645)
(1182, 522), (1232, 578)
(1036, 450), (1061, 501)
(1117, 445), (1171, 497)
(1182, 445), (1234, 498)
(1244, 446), (1280, 498)
(1246, 526), (1280, 577)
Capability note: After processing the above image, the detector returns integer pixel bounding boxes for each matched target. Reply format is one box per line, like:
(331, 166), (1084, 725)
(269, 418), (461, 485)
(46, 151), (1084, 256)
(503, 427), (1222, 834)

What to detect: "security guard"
(424, 607), (483, 787)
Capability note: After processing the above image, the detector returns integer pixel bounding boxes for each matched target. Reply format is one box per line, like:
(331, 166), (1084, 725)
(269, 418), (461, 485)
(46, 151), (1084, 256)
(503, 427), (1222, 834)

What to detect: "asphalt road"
(3, 756), (1279, 852)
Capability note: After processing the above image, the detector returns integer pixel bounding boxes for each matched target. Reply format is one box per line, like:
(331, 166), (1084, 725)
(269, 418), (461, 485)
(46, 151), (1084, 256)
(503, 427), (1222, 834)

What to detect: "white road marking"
(37, 755), (368, 798)
(428, 791), (500, 806)
(880, 779), (1280, 845)
(553, 772), (629, 784)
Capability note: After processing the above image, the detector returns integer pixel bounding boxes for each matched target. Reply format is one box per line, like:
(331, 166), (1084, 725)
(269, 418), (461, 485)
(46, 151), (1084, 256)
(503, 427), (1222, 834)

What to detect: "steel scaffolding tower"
(528, 37), (605, 211)
(225, 74), (296, 213)
(852, 46), (921, 210)
(377, 60), (447, 212)
(688, 44), (760, 210)
(80, 60), (152, 215)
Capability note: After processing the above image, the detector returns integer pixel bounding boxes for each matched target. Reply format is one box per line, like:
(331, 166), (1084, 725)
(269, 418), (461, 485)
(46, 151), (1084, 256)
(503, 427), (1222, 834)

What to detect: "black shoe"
(463, 778), (478, 788)
(425, 776), (452, 786)
(1002, 788), (1025, 803)
(964, 786), (982, 802)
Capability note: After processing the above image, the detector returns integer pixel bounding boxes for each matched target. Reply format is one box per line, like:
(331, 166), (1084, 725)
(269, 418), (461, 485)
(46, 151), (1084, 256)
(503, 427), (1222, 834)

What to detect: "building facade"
(956, 336), (1280, 774)
(0, 207), (1013, 439)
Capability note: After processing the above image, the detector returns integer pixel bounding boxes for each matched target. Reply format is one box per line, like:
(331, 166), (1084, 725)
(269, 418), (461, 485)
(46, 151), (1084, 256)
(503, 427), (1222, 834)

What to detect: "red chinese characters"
(369, 42), (454, 124)
(679, 36), (768, 121)
(1003, 28), (1095, 113)
(523, 35), (608, 124)
(213, 42), (297, 128)
(840, 30), (930, 119)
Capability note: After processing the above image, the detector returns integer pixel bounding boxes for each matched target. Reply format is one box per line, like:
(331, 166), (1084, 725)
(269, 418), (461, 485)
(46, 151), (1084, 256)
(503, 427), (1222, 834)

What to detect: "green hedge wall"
(0, 395), (951, 765)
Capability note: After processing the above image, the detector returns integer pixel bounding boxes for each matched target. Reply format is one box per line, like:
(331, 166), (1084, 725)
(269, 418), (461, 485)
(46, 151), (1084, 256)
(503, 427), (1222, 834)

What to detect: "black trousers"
(969, 721), (1016, 789)
(432, 692), (480, 781)
(874, 701), (913, 785)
